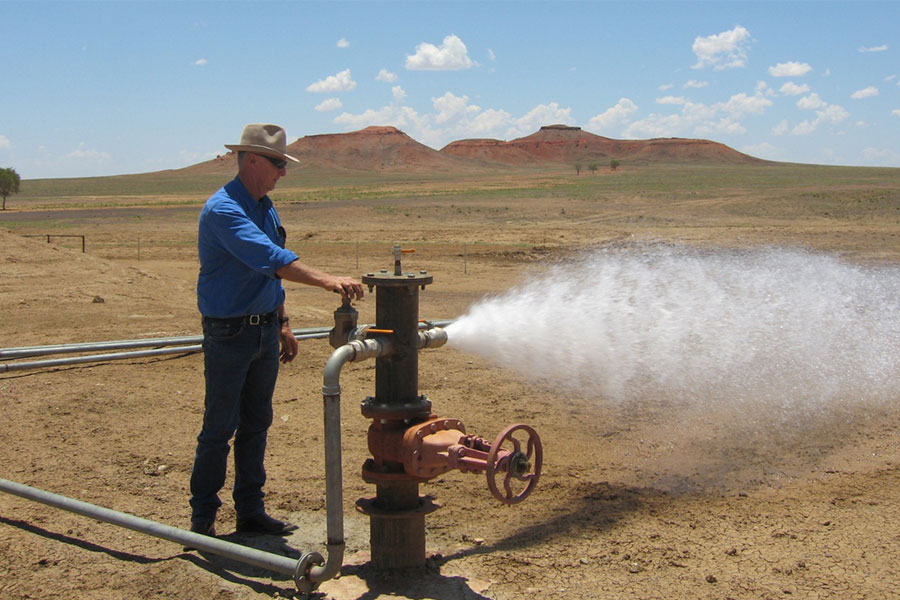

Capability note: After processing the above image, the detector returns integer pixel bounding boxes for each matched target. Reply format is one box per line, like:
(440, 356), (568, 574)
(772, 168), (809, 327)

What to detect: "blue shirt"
(197, 177), (299, 318)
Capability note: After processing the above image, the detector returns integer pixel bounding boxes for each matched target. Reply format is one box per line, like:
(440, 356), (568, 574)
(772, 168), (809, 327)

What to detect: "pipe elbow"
(308, 542), (345, 584)
(323, 344), (356, 395)
(294, 542), (345, 593)
(322, 338), (392, 395)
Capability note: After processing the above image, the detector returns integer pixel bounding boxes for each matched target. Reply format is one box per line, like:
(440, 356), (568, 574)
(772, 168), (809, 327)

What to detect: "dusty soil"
(3, 167), (900, 600)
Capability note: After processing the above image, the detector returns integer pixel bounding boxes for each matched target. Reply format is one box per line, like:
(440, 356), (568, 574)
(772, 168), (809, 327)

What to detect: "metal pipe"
(0, 332), (329, 373)
(0, 327), (334, 360)
(0, 477), (317, 588)
(2, 346), (204, 373)
(0, 322), (453, 373)
(418, 327), (448, 350)
(302, 337), (392, 589)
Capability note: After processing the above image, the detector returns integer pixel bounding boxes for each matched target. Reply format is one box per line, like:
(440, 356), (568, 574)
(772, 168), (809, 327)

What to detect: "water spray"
(447, 243), (900, 423)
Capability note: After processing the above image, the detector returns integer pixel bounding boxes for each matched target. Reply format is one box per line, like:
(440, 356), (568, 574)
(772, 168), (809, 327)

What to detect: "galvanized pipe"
(305, 337), (393, 589)
(0, 322), (452, 373)
(0, 327), (333, 360)
(0, 477), (316, 588)
(1, 346), (204, 373)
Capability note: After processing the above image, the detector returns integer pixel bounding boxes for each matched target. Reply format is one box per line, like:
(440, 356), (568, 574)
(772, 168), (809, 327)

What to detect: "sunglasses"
(258, 154), (287, 170)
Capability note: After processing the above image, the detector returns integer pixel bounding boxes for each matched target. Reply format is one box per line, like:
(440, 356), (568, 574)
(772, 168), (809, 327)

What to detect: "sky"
(2, 1), (899, 180)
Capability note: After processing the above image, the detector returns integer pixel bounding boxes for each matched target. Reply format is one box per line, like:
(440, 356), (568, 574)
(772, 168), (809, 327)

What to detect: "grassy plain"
(6, 164), (900, 260)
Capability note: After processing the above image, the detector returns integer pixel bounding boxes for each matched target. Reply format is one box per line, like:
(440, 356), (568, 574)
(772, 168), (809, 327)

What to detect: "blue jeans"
(189, 317), (280, 523)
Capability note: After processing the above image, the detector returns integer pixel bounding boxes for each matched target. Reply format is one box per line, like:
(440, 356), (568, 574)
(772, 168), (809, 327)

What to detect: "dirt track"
(3, 168), (900, 599)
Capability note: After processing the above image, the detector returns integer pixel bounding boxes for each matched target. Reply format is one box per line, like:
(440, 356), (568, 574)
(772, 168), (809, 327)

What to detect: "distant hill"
(441, 124), (766, 166)
(285, 126), (480, 171)
(172, 124), (767, 176)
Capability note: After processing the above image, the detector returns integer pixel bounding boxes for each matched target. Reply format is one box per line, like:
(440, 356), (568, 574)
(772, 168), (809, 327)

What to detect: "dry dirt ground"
(3, 168), (900, 599)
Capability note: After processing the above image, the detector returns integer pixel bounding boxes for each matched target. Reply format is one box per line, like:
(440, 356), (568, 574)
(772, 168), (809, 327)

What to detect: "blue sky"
(2, 1), (899, 179)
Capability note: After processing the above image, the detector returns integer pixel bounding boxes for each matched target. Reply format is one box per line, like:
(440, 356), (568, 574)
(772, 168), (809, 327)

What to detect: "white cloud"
(332, 93), (572, 149)
(769, 61), (812, 77)
(658, 83), (674, 91)
(66, 143), (110, 161)
(791, 120), (817, 135)
(656, 96), (687, 105)
(334, 106), (426, 138)
(622, 91), (771, 139)
(797, 93), (827, 110)
(791, 99), (849, 135)
(406, 34), (475, 71)
(488, 48), (496, 61)
(684, 79), (709, 89)
(315, 98), (343, 112)
(757, 80), (776, 96)
(721, 92), (772, 116)
(691, 25), (752, 70)
(695, 117), (747, 136)
(376, 69), (398, 83)
(432, 92), (481, 125)
(851, 86), (879, 99)
(193, 58), (207, 66)
(819, 104), (850, 123)
(337, 38), (349, 48)
(893, 109), (900, 117)
(773, 120), (789, 135)
(516, 103), (575, 133)
(588, 98), (639, 133)
(859, 44), (888, 53)
(392, 86), (407, 103)
(0, 134), (10, 149)
(780, 81), (810, 96)
(307, 69), (357, 93)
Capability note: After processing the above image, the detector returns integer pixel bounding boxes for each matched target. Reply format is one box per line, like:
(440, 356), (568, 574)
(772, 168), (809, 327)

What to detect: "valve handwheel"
(486, 424), (542, 504)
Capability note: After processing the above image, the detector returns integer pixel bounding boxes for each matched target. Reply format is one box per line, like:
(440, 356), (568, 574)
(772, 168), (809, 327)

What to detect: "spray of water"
(446, 244), (900, 427)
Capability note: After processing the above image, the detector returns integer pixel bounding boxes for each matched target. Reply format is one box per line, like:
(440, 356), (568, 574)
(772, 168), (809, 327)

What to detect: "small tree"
(574, 163), (583, 176)
(0, 167), (21, 210)
(610, 158), (620, 171)
(588, 163), (598, 175)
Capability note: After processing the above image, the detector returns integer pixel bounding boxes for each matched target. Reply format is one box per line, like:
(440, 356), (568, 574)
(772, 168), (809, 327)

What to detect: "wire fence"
(23, 234), (86, 253)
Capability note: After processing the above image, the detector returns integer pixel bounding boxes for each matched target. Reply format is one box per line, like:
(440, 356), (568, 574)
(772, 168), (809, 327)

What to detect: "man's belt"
(204, 311), (278, 326)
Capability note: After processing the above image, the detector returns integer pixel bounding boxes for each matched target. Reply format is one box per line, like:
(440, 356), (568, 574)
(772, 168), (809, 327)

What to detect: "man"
(189, 123), (364, 538)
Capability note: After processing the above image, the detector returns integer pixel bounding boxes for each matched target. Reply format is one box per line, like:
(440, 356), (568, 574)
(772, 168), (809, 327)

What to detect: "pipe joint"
(323, 338), (392, 395)
(417, 327), (448, 350)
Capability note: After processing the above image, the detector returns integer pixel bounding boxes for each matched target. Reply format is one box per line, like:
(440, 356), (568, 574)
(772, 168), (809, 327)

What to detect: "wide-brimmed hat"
(225, 123), (300, 163)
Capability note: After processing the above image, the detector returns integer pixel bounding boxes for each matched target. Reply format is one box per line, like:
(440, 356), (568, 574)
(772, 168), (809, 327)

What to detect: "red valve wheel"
(486, 423), (542, 504)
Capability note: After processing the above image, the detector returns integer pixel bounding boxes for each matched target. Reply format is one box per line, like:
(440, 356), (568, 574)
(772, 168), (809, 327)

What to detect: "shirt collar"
(225, 177), (272, 213)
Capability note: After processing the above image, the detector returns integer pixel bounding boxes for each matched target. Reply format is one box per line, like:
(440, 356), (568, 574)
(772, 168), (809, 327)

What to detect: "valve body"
(352, 246), (541, 570)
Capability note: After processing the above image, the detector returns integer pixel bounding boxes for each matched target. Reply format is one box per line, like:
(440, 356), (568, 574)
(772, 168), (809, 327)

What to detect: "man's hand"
(328, 275), (365, 300)
(275, 261), (364, 300)
(279, 326), (298, 363)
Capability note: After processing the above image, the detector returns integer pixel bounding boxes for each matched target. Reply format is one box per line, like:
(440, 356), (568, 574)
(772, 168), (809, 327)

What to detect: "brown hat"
(225, 123), (300, 163)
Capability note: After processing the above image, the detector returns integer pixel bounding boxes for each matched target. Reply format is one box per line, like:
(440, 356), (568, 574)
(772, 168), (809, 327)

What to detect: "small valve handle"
(486, 424), (542, 504)
(392, 244), (416, 275)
